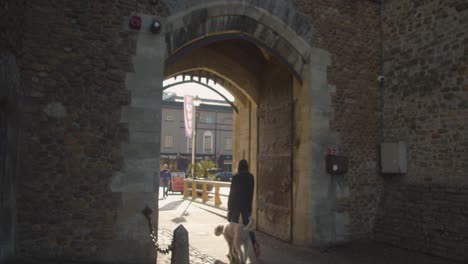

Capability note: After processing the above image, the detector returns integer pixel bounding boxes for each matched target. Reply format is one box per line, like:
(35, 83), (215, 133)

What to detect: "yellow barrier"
(183, 178), (231, 207)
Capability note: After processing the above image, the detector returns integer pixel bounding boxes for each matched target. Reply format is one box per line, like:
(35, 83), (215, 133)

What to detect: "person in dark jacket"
(227, 159), (259, 256)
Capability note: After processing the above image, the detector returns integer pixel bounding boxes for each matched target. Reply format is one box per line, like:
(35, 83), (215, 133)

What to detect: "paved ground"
(156, 190), (461, 264)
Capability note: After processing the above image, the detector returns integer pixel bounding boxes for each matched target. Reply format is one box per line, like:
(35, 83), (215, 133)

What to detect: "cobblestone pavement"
(157, 193), (461, 264)
(12, 191), (463, 264)
(156, 228), (219, 264)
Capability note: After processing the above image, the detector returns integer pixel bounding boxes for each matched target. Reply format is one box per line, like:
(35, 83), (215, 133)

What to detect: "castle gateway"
(1, 0), (467, 263)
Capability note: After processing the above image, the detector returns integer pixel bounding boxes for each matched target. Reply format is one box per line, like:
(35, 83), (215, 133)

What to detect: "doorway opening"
(165, 37), (297, 241)
(160, 75), (235, 180)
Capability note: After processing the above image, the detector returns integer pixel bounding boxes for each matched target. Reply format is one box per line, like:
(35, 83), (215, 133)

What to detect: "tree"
(197, 160), (216, 179)
(188, 160), (216, 179)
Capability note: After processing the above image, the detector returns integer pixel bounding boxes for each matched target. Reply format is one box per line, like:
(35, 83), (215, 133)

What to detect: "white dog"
(214, 217), (257, 264)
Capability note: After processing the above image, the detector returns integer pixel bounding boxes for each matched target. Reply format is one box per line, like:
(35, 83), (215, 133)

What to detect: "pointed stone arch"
(163, 1), (314, 82)
(164, 45), (257, 106)
(118, 1), (338, 261)
(163, 70), (239, 112)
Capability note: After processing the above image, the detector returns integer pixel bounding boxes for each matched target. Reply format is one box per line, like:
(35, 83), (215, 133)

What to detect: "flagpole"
(191, 110), (196, 178)
(191, 96), (201, 178)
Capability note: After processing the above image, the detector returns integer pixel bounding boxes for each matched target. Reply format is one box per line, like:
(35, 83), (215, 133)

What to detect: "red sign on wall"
(327, 145), (339, 156)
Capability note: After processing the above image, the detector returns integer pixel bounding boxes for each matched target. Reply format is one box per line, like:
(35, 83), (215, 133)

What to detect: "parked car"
(215, 171), (234, 181)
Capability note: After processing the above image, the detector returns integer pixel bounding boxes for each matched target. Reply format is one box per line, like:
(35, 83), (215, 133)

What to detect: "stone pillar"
(304, 48), (350, 246)
(103, 15), (166, 263)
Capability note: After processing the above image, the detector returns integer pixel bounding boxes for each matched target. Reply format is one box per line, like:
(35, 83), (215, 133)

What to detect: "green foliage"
(188, 160), (216, 179)
(197, 160), (216, 179)
(187, 163), (198, 178)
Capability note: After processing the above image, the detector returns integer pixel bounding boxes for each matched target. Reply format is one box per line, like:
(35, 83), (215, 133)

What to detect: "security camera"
(377, 75), (385, 82)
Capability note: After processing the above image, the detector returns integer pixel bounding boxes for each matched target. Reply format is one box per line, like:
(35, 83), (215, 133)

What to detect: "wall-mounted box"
(380, 142), (407, 174)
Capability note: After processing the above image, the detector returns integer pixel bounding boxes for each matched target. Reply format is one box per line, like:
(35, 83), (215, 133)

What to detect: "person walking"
(160, 164), (171, 199)
(227, 159), (260, 257)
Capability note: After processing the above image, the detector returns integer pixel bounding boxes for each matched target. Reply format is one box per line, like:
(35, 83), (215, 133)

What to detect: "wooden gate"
(256, 64), (293, 242)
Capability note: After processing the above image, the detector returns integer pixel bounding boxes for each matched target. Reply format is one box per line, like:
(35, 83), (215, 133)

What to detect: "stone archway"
(166, 37), (296, 241)
(119, 1), (338, 261)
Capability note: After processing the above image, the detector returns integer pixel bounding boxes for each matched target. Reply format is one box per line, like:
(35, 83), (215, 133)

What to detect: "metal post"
(190, 96), (201, 178)
(191, 107), (196, 178)
(214, 110), (217, 165)
(171, 225), (189, 264)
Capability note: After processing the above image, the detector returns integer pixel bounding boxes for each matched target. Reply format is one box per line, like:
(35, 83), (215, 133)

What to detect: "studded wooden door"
(256, 63), (293, 242)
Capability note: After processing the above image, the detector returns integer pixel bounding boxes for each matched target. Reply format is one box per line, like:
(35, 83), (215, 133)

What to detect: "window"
(164, 135), (173, 148)
(203, 131), (213, 153)
(204, 135), (212, 150)
(225, 138), (232, 150)
(165, 111), (174, 121)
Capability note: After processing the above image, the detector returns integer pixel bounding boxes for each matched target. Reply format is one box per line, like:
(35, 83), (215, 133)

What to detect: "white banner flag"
(184, 95), (194, 138)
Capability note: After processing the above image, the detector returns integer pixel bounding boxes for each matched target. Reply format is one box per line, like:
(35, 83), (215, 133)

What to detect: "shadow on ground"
(159, 199), (185, 211)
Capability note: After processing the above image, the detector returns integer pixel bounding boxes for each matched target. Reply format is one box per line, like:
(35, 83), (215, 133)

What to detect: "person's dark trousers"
(228, 209), (256, 243)
(162, 182), (169, 197)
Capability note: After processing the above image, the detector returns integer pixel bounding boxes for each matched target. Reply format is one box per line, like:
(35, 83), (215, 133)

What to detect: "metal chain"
(149, 223), (173, 254)
(142, 206), (173, 254)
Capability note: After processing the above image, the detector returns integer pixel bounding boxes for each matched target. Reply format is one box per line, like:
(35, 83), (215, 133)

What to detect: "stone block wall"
(0, 0), (26, 57)
(292, 0), (383, 239)
(12, 1), (165, 261)
(375, 184), (468, 261)
(376, 0), (468, 261)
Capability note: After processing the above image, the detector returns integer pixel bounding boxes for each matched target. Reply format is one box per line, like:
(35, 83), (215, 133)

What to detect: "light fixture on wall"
(151, 20), (161, 34)
(147, 0), (161, 33)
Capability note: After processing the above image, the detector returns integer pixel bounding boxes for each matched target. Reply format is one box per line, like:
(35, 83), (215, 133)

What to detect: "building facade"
(160, 97), (233, 173)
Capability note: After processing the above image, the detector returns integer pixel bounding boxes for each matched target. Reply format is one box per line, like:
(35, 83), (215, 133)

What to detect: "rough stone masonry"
(0, 0), (466, 263)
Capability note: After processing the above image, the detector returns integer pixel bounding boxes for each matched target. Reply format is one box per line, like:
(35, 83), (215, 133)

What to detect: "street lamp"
(191, 96), (201, 178)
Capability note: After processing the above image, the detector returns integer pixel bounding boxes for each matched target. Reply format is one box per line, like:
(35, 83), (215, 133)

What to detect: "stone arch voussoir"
(164, 46), (258, 105)
(164, 1), (314, 81)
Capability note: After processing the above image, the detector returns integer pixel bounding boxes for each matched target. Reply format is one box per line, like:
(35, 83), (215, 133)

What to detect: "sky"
(163, 76), (235, 102)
